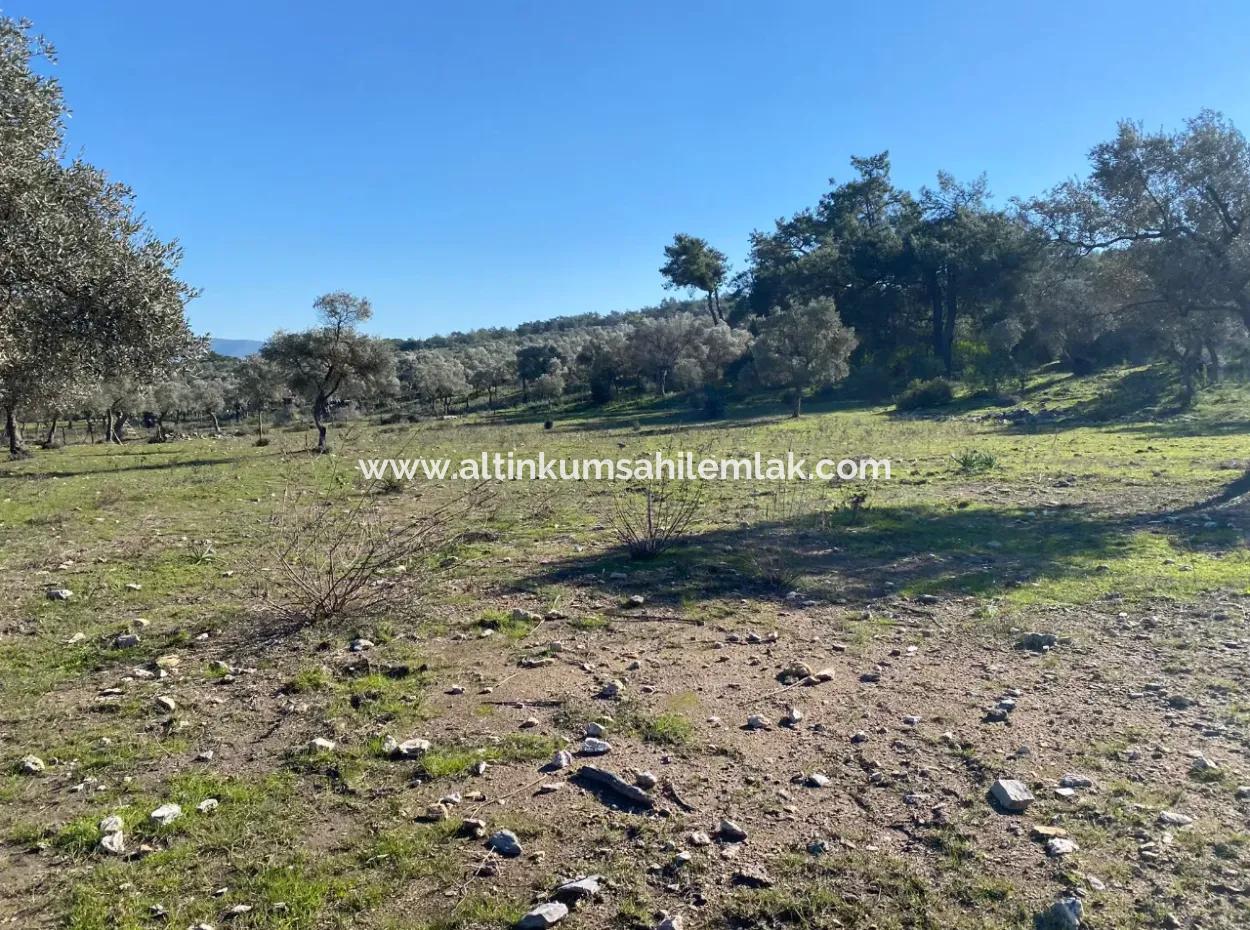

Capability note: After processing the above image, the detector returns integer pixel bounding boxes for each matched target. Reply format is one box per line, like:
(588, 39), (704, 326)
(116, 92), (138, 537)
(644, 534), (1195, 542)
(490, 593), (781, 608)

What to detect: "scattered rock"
(308, 737), (337, 753)
(487, 829), (523, 857)
(1157, 810), (1193, 827)
(154, 696), (177, 714)
(1037, 897), (1083, 930)
(579, 737), (612, 755)
(576, 765), (653, 807)
(655, 916), (684, 930)
(517, 902), (568, 929)
(348, 638), (374, 652)
(1046, 837), (1079, 857)
(114, 633), (141, 649)
(98, 815), (125, 855)
(47, 588), (73, 601)
(549, 749), (574, 770)
(732, 865), (774, 888)
(990, 778), (1034, 812)
(1017, 632), (1059, 652)
(716, 819), (748, 842)
(197, 798), (219, 814)
(635, 771), (657, 789)
(18, 755), (45, 775)
(149, 803), (182, 826)
(585, 722), (607, 738)
(804, 773), (830, 788)
(745, 714), (769, 730)
(553, 874), (602, 904)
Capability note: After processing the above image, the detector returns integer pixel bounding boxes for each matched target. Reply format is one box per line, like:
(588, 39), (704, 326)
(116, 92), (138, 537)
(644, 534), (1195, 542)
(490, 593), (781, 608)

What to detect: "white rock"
(308, 737), (337, 753)
(18, 755), (45, 775)
(579, 737), (612, 755)
(149, 803), (182, 826)
(197, 798), (219, 814)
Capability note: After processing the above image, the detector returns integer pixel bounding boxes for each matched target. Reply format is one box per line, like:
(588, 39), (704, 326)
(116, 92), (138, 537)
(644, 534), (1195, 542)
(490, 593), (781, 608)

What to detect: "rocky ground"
(3, 376), (1250, 929)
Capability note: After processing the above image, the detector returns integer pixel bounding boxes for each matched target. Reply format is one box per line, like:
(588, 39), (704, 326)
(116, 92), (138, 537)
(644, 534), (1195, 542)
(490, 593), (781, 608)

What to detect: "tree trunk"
(705, 292), (719, 325)
(5, 406), (28, 456)
(313, 393), (329, 452)
(942, 268), (958, 376)
(210, 412), (221, 433)
(929, 269), (944, 363)
(1205, 338), (1222, 384)
(792, 391), (803, 418)
(110, 411), (128, 443)
(42, 415), (58, 447)
(713, 287), (723, 325)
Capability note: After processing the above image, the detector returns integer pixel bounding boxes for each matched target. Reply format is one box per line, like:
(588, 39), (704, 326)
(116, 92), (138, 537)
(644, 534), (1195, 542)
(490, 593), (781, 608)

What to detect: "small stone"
(114, 633), (141, 649)
(18, 755), (45, 775)
(553, 874), (602, 903)
(745, 714), (768, 730)
(155, 696), (177, 714)
(99, 830), (126, 855)
(717, 819), (747, 842)
(1046, 837), (1079, 857)
(1037, 897), (1083, 930)
(517, 901), (568, 929)
(585, 722), (607, 738)
(308, 737), (337, 753)
(549, 750), (574, 770)
(391, 738), (431, 758)
(1017, 632), (1059, 652)
(487, 829), (523, 857)
(197, 798), (219, 814)
(1157, 810), (1193, 827)
(47, 588), (73, 601)
(731, 865), (773, 888)
(460, 818), (488, 839)
(1058, 773), (1093, 789)
(537, 783), (562, 794)
(686, 830), (713, 847)
(424, 803), (451, 821)
(635, 771), (658, 789)
(579, 737), (612, 755)
(655, 916), (684, 930)
(149, 803), (182, 826)
(782, 706), (803, 726)
(598, 680), (624, 699)
(804, 772), (830, 788)
(349, 638), (374, 652)
(990, 778), (1034, 812)
(520, 717), (540, 729)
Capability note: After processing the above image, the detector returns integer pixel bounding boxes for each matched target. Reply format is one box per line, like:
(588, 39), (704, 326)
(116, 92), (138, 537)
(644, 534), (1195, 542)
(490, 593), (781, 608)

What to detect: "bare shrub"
(611, 477), (704, 559)
(261, 480), (492, 625)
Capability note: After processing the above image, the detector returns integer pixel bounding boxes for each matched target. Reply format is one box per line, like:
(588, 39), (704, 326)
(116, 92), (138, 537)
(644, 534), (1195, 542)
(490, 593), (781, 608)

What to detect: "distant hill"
(211, 338), (264, 357)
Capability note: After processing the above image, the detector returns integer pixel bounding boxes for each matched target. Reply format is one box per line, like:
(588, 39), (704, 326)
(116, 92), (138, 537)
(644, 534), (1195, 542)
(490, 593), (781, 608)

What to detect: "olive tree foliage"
(0, 17), (198, 454)
(626, 313), (751, 396)
(660, 234), (730, 324)
(1026, 110), (1250, 338)
(262, 292), (397, 452)
(233, 356), (284, 435)
(399, 349), (470, 414)
(753, 299), (858, 416)
(461, 345), (515, 407)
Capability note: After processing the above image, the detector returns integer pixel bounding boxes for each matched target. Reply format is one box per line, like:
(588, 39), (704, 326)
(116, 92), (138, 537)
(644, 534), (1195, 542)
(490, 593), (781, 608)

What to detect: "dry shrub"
(611, 477), (704, 559)
(262, 480), (493, 625)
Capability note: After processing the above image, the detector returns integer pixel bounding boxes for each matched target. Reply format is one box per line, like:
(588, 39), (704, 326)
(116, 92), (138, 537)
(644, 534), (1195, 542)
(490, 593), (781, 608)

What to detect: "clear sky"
(19, 1), (1250, 340)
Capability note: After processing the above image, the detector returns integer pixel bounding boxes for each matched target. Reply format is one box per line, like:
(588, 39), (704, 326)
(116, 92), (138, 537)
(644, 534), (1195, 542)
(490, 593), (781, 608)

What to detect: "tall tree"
(262, 292), (396, 452)
(660, 234), (730, 324)
(0, 17), (198, 454)
(1027, 110), (1250, 334)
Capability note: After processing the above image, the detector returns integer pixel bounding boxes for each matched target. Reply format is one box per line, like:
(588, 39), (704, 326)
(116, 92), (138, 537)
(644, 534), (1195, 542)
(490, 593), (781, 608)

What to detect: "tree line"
(4, 9), (1248, 456)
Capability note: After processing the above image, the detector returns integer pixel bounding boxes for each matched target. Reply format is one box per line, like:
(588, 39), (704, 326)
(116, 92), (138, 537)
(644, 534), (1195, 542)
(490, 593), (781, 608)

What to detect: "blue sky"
(21, 1), (1250, 340)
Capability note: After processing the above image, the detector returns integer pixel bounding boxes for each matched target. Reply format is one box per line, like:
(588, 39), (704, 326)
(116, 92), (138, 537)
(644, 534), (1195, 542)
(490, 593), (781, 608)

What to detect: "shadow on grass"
(513, 503), (1138, 605)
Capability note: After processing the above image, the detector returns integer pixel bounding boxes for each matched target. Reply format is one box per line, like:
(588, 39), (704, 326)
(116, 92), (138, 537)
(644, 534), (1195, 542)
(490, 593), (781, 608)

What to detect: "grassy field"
(2, 365), (1249, 930)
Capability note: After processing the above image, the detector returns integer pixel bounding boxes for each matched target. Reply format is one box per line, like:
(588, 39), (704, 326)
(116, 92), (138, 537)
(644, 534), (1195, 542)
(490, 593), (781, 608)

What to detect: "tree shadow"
(512, 502), (1143, 607)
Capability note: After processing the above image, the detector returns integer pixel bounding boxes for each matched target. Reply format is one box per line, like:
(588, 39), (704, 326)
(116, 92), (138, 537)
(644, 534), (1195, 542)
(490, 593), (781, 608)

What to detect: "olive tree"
(753, 299), (857, 417)
(0, 17), (198, 455)
(262, 292), (396, 452)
